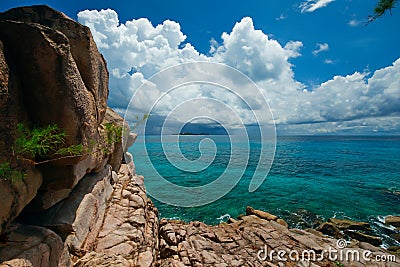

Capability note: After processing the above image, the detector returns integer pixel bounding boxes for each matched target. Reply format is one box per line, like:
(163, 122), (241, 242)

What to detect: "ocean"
(129, 135), (400, 246)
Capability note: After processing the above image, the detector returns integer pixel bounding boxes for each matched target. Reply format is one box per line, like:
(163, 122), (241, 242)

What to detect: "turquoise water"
(129, 135), (400, 245)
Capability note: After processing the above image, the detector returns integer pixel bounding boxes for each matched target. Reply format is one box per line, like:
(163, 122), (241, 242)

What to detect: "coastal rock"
(0, 5), (109, 124)
(276, 218), (288, 228)
(0, 223), (66, 267)
(0, 258), (34, 267)
(86, 164), (159, 266)
(385, 216), (400, 228)
(392, 233), (400, 242)
(328, 218), (371, 231)
(73, 252), (130, 267)
(103, 107), (125, 171)
(0, 5), (115, 212)
(28, 165), (113, 251)
(316, 222), (343, 238)
(157, 209), (400, 266)
(0, 168), (42, 233)
(1, 38), (44, 233)
(345, 230), (383, 247)
(245, 206), (278, 221)
(388, 246), (400, 256)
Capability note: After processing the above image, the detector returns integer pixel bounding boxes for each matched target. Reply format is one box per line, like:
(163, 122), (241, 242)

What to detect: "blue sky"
(1, 0), (399, 134)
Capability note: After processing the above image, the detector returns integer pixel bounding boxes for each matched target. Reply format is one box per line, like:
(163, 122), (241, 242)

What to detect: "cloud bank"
(78, 9), (400, 134)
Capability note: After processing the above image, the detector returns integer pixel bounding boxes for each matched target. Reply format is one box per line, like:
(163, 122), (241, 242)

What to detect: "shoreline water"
(131, 134), (400, 247)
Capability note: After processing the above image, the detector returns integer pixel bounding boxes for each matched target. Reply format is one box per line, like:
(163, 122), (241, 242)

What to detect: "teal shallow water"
(129, 135), (400, 246)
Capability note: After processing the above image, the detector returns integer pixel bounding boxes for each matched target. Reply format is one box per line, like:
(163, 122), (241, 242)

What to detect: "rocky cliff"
(0, 5), (399, 267)
(0, 5), (155, 266)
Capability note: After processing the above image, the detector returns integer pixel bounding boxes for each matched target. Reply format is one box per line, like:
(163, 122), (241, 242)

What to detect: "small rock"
(236, 214), (245, 220)
(385, 216), (400, 228)
(276, 219), (288, 228)
(192, 221), (201, 227)
(349, 239), (360, 248)
(345, 231), (382, 247)
(227, 218), (237, 224)
(391, 233), (400, 242)
(0, 258), (34, 267)
(328, 218), (371, 231)
(316, 222), (342, 238)
(246, 206), (278, 221)
(137, 250), (153, 267)
(387, 246), (400, 252)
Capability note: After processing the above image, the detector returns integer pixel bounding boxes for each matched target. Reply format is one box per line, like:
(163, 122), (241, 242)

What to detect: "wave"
(217, 214), (231, 223)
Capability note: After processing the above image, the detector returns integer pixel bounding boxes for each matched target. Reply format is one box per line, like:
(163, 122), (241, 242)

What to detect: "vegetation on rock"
(0, 162), (25, 183)
(14, 123), (83, 161)
(104, 122), (123, 144)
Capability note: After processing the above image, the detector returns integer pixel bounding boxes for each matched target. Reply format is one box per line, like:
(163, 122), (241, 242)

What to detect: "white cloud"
(284, 41), (304, 58)
(348, 19), (361, 27)
(299, 0), (336, 13)
(312, 43), (329, 56)
(324, 59), (334, 64)
(276, 14), (286, 21)
(78, 10), (400, 134)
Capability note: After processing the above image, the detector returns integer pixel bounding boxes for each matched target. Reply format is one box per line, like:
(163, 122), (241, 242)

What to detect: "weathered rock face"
(0, 5), (108, 125)
(0, 40), (11, 162)
(0, 223), (66, 267)
(0, 5), (117, 221)
(0, 168), (42, 234)
(90, 164), (159, 266)
(24, 165), (114, 242)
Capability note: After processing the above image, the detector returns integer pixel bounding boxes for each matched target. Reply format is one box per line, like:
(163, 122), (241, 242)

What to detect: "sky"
(1, 0), (399, 135)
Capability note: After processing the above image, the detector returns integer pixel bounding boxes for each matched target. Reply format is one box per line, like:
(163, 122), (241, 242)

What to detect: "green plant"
(335, 261), (345, 267)
(104, 123), (123, 144)
(55, 144), (84, 156)
(14, 123), (83, 160)
(0, 162), (25, 183)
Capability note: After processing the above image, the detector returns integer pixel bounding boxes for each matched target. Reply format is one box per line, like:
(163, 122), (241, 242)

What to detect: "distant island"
(178, 132), (210, 135)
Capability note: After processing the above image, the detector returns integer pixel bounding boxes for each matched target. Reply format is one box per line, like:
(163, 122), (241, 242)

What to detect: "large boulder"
(0, 5), (109, 124)
(0, 5), (124, 212)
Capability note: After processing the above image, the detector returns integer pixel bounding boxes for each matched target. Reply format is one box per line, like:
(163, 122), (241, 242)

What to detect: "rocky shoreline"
(0, 5), (399, 267)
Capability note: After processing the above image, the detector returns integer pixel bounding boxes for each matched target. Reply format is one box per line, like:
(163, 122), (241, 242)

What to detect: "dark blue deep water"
(129, 135), (400, 246)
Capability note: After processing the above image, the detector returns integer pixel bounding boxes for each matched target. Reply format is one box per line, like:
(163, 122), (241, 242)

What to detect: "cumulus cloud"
(312, 43), (329, 56)
(78, 9), (400, 134)
(299, 0), (335, 13)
